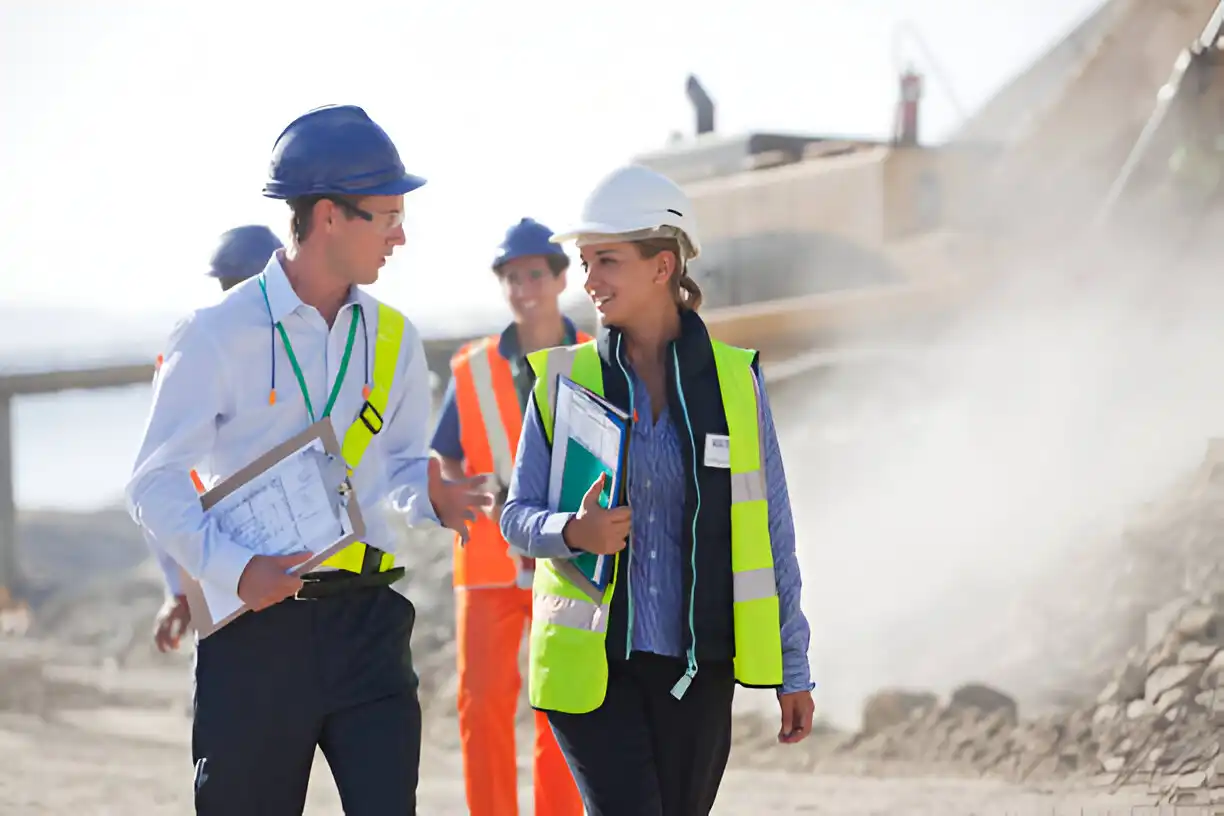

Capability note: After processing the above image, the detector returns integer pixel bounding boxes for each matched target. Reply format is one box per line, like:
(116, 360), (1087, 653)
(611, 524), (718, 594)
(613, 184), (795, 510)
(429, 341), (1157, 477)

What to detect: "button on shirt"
(126, 255), (439, 599)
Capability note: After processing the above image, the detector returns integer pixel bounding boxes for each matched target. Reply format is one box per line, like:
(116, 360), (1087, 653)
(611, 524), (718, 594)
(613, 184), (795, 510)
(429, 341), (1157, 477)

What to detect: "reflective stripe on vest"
(524, 339), (782, 714)
(455, 337), (522, 489)
(713, 342), (784, 688)
(451, 336), (523, 588)
(318, 301), (405, 575)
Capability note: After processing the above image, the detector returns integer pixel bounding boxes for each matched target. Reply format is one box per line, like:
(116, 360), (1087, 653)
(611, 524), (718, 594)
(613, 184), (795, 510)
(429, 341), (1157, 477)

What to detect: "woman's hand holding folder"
(561, 473), (631, 556)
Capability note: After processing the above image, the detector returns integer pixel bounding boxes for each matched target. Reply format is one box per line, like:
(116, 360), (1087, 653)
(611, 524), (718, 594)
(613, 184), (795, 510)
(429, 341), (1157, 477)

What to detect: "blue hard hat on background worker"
(207, 225), (284, 291)
(262, 104), (427, 200)
(492, 217), (570, 272)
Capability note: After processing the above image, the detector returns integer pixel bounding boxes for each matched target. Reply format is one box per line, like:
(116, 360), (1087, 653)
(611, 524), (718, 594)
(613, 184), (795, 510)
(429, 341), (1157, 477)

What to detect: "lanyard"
(259, 277), (361, 423)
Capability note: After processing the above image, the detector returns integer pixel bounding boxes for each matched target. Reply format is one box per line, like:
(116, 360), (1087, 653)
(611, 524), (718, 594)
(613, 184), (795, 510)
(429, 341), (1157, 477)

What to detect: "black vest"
(593, 310), (760, 664)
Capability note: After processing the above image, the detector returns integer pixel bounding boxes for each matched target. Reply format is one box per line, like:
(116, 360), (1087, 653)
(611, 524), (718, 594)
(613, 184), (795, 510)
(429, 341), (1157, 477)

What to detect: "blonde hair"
(634, 237), (703, 312)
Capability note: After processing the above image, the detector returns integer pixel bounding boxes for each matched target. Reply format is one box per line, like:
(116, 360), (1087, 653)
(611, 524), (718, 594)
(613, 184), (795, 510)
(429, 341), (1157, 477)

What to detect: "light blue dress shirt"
(149, 532), (184, 596)
(126, 254), (439, 598)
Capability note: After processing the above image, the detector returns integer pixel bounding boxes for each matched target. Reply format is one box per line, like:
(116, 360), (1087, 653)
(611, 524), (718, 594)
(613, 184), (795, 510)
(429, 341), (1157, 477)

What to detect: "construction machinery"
(3, 0), (1222, 616)
(623, 0), (1224, 367)
(1096, 2), (1224, 231)
(631, 70), (985, 363)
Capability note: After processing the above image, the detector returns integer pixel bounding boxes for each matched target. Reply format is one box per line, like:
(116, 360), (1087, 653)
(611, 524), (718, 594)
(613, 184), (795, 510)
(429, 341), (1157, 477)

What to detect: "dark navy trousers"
(546, 652), (736, 816)
(191, 585), (421, 815)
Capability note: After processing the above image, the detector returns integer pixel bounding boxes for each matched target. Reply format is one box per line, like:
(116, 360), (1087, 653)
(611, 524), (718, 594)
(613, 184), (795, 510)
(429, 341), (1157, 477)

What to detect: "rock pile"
(821, 440), (1224, 804)
(993, 439), (1224, 712)
(834, 595), (1224, 806)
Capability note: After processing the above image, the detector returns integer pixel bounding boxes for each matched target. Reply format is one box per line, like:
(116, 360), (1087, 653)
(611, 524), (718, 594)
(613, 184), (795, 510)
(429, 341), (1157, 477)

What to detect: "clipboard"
(179, 417), (367, 639)
(547, 375), (632, 602)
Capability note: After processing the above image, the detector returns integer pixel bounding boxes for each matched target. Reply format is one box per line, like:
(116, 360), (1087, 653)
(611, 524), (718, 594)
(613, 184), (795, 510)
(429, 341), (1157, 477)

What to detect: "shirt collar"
(498, 316), (578, 360)
(259, 251), (363, 324)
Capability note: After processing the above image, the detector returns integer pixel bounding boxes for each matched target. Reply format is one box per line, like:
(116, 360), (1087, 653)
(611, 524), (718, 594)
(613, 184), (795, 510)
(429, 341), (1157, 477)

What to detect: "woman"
(500, 164), (814, 816)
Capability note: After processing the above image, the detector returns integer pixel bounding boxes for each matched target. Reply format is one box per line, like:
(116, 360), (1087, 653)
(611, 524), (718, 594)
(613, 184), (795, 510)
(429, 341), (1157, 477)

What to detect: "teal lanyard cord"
(259, 276), (361, 423)
(278, 311), (359, 422)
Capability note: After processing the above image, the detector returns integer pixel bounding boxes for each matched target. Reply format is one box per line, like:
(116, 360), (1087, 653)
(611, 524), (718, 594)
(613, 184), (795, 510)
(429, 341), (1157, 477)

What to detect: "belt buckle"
(293, 570), (327, 601)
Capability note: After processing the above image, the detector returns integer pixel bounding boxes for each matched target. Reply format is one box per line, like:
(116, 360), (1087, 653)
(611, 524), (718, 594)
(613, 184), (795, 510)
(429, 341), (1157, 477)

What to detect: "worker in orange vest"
(150, 225), (284, 653)
(430, 218), (587, 816)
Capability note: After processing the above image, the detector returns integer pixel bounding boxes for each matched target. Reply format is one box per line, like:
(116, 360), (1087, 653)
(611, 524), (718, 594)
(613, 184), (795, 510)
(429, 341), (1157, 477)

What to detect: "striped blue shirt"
(500, 366), (814, 695)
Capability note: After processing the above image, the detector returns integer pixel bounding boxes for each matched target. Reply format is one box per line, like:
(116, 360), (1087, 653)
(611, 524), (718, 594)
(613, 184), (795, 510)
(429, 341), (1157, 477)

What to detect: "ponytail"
(675, 273), (703, 312)
(634, 236), (703, 312)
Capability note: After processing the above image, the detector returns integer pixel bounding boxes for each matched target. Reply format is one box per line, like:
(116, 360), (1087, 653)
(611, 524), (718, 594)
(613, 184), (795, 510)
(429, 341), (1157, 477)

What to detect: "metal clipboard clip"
(322, 451), (354, 511)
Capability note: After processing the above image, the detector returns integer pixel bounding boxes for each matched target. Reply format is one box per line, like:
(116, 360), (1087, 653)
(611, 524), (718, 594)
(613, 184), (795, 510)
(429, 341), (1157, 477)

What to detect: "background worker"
(151, 224), (284, 653)
(126, 104), (491, 815)
(429, 217), (587, 816)
(500, 165), (816, 816)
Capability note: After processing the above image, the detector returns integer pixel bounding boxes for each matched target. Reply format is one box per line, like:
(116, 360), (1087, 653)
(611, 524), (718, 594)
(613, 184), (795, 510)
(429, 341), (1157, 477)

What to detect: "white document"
(199, 438), (348, 623)
(544, 377), (631, 596)
(546, 377), (628, 514)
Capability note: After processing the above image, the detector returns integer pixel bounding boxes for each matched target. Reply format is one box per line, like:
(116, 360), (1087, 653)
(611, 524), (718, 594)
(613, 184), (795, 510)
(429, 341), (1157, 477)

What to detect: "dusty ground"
(0, 710), (1174, 815)
(0, 642), (1177, 816)
(0, 498), (1206, 814)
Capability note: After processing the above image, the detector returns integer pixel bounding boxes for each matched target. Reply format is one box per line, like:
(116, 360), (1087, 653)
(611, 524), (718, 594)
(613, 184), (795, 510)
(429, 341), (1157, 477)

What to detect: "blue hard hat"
(207, 225), (283, 281)
(493, 218), (570, 271)
(262, 105), (426, 200)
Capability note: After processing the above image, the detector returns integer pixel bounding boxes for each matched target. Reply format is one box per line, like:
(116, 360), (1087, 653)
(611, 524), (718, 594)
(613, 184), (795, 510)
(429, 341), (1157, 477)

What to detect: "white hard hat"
(550, 164), (701, 260)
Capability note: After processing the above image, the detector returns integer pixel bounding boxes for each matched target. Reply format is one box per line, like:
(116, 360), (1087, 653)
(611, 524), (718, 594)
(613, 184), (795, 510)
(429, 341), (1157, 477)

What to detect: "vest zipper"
(670, 345), (700, 700)
(613, 334), (635, 661)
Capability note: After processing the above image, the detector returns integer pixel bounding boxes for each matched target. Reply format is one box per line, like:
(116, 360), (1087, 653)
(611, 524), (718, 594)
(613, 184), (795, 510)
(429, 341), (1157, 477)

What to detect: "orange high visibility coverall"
(450, 334), (587, 816)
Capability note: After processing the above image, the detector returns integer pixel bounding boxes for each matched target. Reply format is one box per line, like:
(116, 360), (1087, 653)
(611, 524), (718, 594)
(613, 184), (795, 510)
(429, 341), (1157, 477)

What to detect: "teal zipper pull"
(671, 664), (697, 700)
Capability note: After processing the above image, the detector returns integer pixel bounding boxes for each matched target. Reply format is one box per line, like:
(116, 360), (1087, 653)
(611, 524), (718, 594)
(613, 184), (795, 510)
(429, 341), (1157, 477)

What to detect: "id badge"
(704, 434), (731, 468)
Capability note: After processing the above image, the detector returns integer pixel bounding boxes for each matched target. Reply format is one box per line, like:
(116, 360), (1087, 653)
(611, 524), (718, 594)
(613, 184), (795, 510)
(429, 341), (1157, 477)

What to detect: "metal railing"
(0, 362), (157, 597)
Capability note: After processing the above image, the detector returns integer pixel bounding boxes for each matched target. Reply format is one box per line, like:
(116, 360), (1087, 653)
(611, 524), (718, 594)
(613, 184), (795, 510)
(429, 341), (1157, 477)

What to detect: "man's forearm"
(128, 468), (254, 595)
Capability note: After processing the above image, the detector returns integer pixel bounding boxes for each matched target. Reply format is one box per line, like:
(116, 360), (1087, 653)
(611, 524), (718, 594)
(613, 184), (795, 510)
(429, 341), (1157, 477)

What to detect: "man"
(126, 104), (490, 815)
(430, 217), (587, 816)
(209, 224), (285, 293)
(151, 224), (285, 654)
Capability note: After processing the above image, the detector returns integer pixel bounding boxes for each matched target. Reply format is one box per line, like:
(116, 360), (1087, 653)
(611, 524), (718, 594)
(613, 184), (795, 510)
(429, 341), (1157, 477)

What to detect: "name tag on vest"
(704, 434), (731, 468)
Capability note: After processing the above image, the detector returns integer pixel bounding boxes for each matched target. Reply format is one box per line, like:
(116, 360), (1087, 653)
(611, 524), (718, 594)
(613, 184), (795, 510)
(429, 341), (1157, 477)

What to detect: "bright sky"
(1, 0), (1105, 336)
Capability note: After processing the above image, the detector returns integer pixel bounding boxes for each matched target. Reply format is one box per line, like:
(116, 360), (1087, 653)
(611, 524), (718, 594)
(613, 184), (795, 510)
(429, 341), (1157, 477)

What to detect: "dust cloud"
(770, 214), (1224, 730)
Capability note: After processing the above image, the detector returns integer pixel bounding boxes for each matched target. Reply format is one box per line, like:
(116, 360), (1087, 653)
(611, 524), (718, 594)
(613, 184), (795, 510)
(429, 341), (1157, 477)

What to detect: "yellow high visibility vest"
(318, 301), (406, 575)
(525, 338), (783, 714)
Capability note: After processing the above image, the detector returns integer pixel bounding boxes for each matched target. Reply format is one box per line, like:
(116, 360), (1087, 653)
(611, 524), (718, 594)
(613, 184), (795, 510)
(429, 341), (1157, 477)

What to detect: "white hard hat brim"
(550, 218), (701, 259)
(548, 221), (629, 246)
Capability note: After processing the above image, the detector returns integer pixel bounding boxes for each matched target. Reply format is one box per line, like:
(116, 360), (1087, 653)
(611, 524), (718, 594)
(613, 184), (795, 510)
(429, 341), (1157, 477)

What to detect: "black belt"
(295, 566), (407, 600)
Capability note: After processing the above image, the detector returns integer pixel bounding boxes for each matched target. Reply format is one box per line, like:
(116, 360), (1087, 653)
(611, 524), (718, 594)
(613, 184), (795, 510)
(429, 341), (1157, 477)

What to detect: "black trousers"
(191, 585), (421, 815)
(546, 652), (736, 816)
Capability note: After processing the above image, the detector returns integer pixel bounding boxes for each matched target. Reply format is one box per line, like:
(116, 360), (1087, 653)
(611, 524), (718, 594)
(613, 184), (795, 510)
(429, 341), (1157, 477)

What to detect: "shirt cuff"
(780, 654), (814, 696)
(390, 475), (441, 527)
(202, 544), (256, 598)
(415, 496), (440, 527)
(164, 568), (183, 597)
(534, 512), (582, 559)
(154, 551), (183, 596)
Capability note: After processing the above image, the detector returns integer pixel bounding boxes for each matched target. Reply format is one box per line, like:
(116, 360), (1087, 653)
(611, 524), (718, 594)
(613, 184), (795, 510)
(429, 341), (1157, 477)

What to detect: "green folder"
(547, 375), (631, 592)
